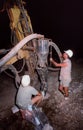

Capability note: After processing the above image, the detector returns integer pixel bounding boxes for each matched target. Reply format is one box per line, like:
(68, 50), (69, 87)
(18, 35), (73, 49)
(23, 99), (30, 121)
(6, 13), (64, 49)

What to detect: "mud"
(0, 58), (83, 130)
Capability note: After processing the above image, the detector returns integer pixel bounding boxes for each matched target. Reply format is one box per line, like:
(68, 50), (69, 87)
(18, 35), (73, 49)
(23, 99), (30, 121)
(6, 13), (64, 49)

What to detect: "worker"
(50, 49), (73, 100)
(16, 75), (43, 110)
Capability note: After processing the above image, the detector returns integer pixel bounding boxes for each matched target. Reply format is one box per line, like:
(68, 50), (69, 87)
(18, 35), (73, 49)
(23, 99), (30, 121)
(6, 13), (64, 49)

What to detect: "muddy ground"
(0, 58), (83, 130)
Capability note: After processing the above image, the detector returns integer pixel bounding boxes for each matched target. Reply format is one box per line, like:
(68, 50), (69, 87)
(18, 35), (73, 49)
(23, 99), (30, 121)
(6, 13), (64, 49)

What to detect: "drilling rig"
(0, 0), (62, 93)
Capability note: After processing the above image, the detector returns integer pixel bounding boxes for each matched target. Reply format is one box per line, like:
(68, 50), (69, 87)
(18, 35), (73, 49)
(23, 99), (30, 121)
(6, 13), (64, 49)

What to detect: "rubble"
(0, 58), (83, 130)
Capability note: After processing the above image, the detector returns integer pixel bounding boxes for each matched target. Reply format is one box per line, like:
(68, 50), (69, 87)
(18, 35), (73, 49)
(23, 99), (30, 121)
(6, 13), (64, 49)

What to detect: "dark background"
(0, 0), (83, 58)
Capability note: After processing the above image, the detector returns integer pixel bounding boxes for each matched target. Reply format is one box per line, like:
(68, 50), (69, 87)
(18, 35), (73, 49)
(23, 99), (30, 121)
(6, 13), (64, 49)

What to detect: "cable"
(17, 58), (25, 73)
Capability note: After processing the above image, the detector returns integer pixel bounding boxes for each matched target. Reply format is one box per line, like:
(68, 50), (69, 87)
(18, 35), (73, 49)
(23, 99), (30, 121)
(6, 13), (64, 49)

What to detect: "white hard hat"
(64, 49), (73, 58)
(21, 75), (30, 87)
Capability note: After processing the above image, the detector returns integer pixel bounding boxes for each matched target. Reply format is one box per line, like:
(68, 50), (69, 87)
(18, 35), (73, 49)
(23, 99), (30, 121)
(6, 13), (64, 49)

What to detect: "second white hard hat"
(21, 75), (30, 87)
(64, 49), (73, 58)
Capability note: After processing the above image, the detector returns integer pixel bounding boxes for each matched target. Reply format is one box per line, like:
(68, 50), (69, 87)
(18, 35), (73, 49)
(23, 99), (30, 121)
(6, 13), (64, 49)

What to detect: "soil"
(0, 58), (83, 130)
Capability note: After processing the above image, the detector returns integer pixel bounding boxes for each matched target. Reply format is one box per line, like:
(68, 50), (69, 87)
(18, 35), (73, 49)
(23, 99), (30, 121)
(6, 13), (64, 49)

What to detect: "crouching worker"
(16, 75), (43, 115)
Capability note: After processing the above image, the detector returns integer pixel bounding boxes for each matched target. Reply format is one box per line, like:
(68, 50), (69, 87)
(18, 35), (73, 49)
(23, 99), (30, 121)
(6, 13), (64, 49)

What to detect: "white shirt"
(60, 58), (72, 81)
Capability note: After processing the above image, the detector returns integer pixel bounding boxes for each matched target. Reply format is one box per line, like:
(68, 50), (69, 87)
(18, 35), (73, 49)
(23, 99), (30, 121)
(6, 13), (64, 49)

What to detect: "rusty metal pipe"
(0, 33), (44, 67)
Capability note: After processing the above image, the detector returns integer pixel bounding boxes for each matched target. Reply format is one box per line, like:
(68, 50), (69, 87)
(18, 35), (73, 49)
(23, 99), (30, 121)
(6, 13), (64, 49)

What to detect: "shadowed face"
(63, 53), (68, 59)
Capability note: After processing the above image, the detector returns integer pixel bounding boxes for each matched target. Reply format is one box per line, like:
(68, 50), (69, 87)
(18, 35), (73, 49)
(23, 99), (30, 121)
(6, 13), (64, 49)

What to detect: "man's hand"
(50, 58), (58, 66)
(50, 58), (53, 62)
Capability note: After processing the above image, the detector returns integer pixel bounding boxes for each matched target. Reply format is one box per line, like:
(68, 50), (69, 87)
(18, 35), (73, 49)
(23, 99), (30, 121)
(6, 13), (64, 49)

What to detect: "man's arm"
(50, 58), (67, 67)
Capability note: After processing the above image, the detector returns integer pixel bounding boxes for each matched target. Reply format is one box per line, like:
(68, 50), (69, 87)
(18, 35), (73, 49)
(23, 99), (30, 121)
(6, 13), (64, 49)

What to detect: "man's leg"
(59, 85), (65, 95)
(59, 80), (65, 95)
(64, 87), (69, 97)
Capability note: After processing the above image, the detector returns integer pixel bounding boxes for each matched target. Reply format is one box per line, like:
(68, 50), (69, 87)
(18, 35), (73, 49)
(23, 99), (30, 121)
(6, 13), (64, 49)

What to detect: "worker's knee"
(39, 95), (43, 100)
